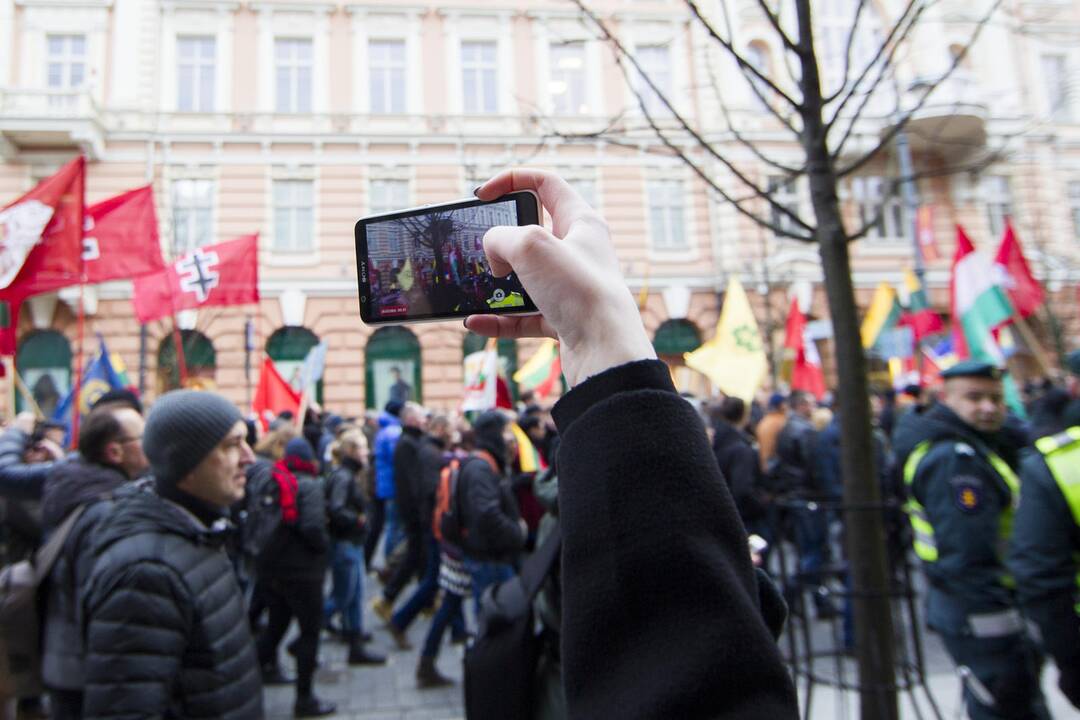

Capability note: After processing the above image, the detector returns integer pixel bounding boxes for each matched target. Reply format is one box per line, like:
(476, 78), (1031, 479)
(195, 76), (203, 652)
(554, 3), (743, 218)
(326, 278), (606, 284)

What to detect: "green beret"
(941, 360), (1003, 381)
(1067, 349), (1080, 377)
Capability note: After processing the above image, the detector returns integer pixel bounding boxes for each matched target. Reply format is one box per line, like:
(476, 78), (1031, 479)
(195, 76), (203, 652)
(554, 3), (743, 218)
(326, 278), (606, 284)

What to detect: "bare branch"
(837, 0), (1005, 179)
(753, 0), (799, 52)
(572, 0), (815, 234)
(681, 0), (802, 110)
(822, 0), (869, 105)
(826, 0), (921, 124)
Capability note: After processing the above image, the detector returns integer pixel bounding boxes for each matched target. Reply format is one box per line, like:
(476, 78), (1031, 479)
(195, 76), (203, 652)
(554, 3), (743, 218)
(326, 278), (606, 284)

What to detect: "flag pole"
(171, 316), (189, 387)
(13, 369), (45, 420)
(1010, 312), (1051, 376)
(71, 282), (86, 447)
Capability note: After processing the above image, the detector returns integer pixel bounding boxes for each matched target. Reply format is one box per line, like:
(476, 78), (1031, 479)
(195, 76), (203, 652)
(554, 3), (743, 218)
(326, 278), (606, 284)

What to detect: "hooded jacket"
(459, 412), (526, 562)
(711, 421), (765, 521)
(374, 411), (402, 500)
(41, 457), (129, 691)
(82, 484), (263, 719)
(893, 402), (1023, 618)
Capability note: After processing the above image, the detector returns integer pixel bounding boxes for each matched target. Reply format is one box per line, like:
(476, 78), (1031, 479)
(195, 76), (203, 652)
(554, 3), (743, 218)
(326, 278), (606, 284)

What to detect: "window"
(744, 41), (770, 110)
(172, 179), (214, 255)
(157, 330), (216, 392)
(647, 179), (686, 250)
(1042, 54), (1071, 121)
(369, 179), (409, 214)
(267, 326), (322, 402)
(815, 0), (880, 99)
(369, 39), (406, 114)
(177, 36), (215, 112)
(1068, 181), (1080, 240)
(461, 41), (497, 113)
(275, 38), (312, 113)
(767, 175), (800, 236)
(566, 177), (597, 209)
(851, 176), (905, 241)
(46, 34), (86, 90)
(635, 44), (672, 116)
(273, 180), (314, 252)
(15, 331), (72, 417)
(982, 175), (1013, 238)
(550, 41), (587, 115)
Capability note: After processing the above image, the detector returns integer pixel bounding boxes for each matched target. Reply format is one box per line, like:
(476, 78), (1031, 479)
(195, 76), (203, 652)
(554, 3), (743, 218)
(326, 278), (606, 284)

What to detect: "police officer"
(894, 360), (1050, 720)
(1010, 349), (1080, 710)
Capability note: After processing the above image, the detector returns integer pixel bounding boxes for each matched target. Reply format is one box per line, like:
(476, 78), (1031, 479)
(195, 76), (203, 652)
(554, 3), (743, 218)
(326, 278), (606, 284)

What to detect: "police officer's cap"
(1066, 349), (1080, 377)
(940, 360), (1003, 381)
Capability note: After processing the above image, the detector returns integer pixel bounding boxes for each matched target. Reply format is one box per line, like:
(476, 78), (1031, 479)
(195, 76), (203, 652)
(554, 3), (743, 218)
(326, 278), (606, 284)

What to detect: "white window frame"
(170, 177), (216, 257)
(442, 11), (514, 116)
(176, 35), (216, 113)
(548, 40), (589, 116)
(274, 37), (313, 114)
(625, 20), (687, 118)
(982, 175), (1014, 239)
(368, 177), (411, 216)
(1067, 181), (1080, 241)
(45, 34), (86, 91)
(646, 177), (688, 252)
(531, 15), (603, 119)
(21, 3), (108, 106)
(850, 176), (906, 242)
(256, 7), (328, 114)
(460, 39), (498, 114)
(814, 0), (882, 102)
(563, 171), (601, 212)
(767, 175), (802, 238)
(1041, 53), (1072, 122)
(161, 6), (233, 114)
(351, 9), (422, 115)
(368, 38), (407, 114)
(272, 179), (314, 253)
(634, 43), (673, 117)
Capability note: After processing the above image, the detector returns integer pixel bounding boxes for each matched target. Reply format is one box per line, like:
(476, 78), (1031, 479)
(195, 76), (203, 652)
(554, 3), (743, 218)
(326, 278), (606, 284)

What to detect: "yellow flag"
(399, 259), (414, 292)
(683, 276), (768, 402)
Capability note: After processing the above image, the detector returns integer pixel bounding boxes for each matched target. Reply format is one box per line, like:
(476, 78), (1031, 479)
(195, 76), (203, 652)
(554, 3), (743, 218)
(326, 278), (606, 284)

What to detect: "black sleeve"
(726, 445), (758, 515)
(0, 428), (52, 500)
(83, 561), (193, 719)
(393, 438), (423, 524)
(552, 360), (797, 719)
(296, 477), (330, 554)
(1010, 453), (1080, 670)
(326, 470), (360, 534)
(465, 464), (525, 556)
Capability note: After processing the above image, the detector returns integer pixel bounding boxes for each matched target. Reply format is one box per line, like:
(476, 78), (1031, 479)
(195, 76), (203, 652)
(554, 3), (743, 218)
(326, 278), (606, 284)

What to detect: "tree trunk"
(795, 2), (899, 718)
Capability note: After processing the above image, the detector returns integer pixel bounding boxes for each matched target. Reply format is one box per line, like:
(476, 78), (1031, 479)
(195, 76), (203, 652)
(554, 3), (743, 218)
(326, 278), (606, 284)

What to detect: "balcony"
(886, 73), (988, 159)
(0, 88), (105, 160)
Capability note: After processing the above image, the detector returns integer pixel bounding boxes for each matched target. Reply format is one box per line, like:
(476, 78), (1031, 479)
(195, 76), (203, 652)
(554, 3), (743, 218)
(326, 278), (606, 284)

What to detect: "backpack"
(432, 458), (468, 546)
(0, 505), (85, 697)
(464, 524), (562, 720)
(241, 466), (283, 559)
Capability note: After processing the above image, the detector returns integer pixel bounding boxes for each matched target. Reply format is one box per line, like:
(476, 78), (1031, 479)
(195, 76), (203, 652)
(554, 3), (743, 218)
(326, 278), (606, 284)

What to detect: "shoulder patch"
(954, 442), (975, 457)
(954, 481), (983, 514)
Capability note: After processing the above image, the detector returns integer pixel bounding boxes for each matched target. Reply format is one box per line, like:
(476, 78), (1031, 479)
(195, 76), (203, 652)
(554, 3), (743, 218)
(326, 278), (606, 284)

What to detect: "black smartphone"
(354, 191), (540, 325)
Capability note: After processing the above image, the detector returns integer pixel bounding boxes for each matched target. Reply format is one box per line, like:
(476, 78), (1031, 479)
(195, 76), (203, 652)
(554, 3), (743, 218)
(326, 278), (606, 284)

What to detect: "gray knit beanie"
(144, 390), (244, 486)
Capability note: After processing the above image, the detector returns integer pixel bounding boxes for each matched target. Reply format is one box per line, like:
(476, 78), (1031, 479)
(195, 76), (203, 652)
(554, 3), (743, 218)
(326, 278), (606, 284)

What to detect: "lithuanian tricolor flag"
(861, 283), (903, 350)
(510, 422), (545, 473)
(513, 339), (561, 399)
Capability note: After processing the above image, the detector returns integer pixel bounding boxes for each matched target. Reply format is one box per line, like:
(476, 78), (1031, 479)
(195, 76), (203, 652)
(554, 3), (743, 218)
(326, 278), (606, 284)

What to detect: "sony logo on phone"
(359, 260), (368, 283)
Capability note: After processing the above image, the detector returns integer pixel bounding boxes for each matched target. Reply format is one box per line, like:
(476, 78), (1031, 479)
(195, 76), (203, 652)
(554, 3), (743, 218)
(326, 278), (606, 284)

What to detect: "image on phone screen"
(354, 192), (539, 324)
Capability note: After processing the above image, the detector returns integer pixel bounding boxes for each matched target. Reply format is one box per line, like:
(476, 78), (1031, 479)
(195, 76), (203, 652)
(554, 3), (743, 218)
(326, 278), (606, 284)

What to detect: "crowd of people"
(0, 169), (1076, 720)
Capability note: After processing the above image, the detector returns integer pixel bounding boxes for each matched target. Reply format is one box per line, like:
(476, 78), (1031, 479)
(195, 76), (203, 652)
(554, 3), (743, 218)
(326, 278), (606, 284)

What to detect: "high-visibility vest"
(1034, 425), (1080, 616)
(903, 439), (1019, 588)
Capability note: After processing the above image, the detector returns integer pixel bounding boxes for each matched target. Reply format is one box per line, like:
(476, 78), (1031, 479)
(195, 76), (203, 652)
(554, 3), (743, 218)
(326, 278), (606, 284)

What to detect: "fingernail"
(462, 318), (470, 328)
(472, 186), (482, 198)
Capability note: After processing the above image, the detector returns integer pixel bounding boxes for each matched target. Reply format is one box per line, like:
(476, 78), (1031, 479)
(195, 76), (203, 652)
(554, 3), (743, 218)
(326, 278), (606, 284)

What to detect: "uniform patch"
(954, 483), (982, 513)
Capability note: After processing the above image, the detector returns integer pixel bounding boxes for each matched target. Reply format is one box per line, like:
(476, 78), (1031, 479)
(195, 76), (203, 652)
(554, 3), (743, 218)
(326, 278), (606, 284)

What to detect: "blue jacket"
(374, 412), (402, 500)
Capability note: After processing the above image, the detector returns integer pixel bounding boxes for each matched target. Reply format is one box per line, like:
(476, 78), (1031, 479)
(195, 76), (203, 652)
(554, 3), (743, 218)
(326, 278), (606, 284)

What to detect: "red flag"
(0, 156), (85, 354)
(993, 220), (1043, 319)
(950, 226), (975, 359)
(783, 298), (826, 399)
(84, 186), (165, 283)
(252, 357), (301, 431)
(132, 234), (259, 323)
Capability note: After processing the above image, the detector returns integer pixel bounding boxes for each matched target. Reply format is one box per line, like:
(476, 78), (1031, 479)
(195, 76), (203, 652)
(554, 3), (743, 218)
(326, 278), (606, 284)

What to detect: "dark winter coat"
(773, 413), (819, 495)
(82, 484), (263, 719)
(417, 435), (447, 527)
(255, 469), (330, 582)
(460, 454), (526, 562)
(0, 427), (53, 500)
(711, 421), (765, 521)
(392, 426), (425, 528)
(325, 457), (368, 544)
(551, 360), (797, 718)
(40, 457), (129, 691)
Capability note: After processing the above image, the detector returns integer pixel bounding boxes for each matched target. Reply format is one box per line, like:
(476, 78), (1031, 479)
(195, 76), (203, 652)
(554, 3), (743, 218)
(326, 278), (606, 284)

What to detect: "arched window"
(463, 332), (519, 401)
(266, 326), (322, 403)
(365, 326), (421, 410)
(653, 319), (702, 366)
(157, 330), (216, 393)
(16, 330), (72, 417)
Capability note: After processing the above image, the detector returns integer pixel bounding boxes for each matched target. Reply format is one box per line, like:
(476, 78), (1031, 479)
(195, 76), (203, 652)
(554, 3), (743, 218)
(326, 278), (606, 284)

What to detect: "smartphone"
(354, 191), (540, 324)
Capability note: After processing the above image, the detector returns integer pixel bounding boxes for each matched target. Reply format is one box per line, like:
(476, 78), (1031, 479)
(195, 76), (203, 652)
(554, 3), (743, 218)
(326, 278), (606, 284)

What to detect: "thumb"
(482, 224), (561, 279)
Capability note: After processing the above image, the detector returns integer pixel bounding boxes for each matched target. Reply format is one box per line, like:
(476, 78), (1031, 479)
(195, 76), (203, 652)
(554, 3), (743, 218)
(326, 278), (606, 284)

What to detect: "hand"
(13, 412), (36, 435)
(518, 518), (529, 537)
(467, 169), (656, 387)
(37, 438), (65, 461)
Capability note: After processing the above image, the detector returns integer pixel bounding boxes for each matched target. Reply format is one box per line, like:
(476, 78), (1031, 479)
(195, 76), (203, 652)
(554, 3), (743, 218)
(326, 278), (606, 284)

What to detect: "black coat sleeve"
(326, 468), (361, 535)
(552, 360), (798, 720)
(464, 463), (525, 557)
(83, 561), (193, 719)
(296, 476), (330, 554)
(0, 428), (52, 500)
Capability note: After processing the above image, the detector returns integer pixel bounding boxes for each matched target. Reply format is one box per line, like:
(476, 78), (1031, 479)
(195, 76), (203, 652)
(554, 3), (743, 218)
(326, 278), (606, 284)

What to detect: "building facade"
(1, 0), (1078, 418)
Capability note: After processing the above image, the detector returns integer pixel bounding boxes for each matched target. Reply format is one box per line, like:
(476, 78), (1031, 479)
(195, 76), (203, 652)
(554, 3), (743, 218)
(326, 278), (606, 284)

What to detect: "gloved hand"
(1058, 664), (1080, 709)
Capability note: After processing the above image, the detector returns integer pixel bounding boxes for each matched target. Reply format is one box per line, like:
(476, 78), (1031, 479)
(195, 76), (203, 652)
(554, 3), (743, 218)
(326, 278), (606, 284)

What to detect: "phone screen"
(354, 192), (539, 324)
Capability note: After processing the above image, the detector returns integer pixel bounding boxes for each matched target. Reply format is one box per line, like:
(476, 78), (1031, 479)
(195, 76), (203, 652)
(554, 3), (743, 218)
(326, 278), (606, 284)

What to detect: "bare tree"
(554, 1), (1006, 717)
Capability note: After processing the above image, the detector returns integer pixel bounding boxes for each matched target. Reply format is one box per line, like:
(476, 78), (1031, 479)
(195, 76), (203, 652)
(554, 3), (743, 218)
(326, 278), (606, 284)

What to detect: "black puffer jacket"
(326, 457), (367, 544)
(460, 456), (526, 562)
(0, 427), (54, 500)
(41, 457), (129, 691)
(255, 469), (330, 582)
(82, 484), (263, 719)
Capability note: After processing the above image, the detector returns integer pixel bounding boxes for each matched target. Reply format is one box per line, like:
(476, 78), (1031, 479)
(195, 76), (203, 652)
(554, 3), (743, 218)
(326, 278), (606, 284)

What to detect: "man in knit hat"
(81, 390), (264, 719)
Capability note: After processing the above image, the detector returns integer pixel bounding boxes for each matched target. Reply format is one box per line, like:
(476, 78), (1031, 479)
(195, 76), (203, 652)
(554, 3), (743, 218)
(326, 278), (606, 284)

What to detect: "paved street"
(263, 574), (1074, 719)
